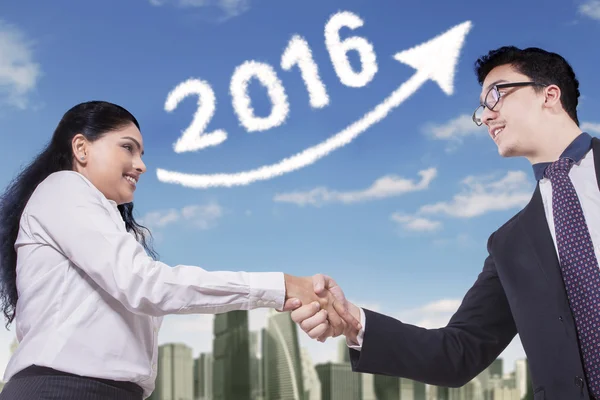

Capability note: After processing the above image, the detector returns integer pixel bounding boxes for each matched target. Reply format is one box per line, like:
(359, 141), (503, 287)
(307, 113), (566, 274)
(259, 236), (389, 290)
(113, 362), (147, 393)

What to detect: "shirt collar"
(532, 132), (593, 181)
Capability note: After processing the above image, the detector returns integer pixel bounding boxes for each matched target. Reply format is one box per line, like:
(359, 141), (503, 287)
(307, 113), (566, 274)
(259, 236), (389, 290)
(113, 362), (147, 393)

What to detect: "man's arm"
(350, 252), (516, 387)
(295, 235), (518, 388)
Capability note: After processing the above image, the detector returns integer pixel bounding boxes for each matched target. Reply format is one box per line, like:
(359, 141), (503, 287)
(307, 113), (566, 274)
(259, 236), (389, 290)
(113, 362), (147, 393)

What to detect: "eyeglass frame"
(472, 82), (548, 126)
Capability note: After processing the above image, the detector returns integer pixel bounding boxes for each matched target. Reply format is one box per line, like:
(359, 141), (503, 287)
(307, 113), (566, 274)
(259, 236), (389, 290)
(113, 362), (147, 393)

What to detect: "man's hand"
(283, 273), (345, 337)
(291, 274), (362, 343)
(332, 299), (362, 345)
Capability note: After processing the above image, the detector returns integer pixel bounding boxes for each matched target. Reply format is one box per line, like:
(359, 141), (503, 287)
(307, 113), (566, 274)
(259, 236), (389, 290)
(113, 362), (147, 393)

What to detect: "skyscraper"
(150, 343), (194, 400)
(337, 338), (350, 364)
(336, 337), (375, 399)
(514, 359), (530, 399)
(263, 310), (305, 400)
(374, 374), (426, 400)
(300, 347), (321, 400)
(315, 362), (361, 400)
(212, 310), (251, 400)
(194, 353), (213, 400)
(488, 359), (503, 378)
(249, 330), (264, 400)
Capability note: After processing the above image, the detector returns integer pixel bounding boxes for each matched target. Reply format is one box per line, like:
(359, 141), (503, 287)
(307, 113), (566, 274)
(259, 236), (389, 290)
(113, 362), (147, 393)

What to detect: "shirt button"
(152, 363), (157, 370)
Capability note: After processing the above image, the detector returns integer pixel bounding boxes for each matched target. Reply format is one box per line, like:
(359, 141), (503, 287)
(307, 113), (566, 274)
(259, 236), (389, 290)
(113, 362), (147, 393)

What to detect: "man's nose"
(482, 106), (498, 125)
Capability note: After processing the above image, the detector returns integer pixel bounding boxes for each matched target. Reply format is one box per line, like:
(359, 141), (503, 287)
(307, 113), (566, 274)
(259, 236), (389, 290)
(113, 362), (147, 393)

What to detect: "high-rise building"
(374, 374), (426, 400)
(427, 385), (449, 400)
(212, 310), (251, 400)
(315, 362), (361, 400)
(514, 359), (529, 399)
(489, 387), (521, 400)
(262, 310), (304, 400)
(337, 338), (350, 364)
(300, 347), (321, 400)
(336, 336), (377, 399)
(261, 328), (268, 400)
(150, 343), (194, 400)
(194, 353), (213, 400)
(249, 330), (264, 400)
(488, 359), (503, 378)
(361, 373), (377, 400)
(447, 378), (483, 400)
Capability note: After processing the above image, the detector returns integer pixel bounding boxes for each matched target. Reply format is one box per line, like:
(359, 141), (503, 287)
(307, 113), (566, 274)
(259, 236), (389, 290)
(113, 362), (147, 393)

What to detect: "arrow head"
(394, 21), (472, 96)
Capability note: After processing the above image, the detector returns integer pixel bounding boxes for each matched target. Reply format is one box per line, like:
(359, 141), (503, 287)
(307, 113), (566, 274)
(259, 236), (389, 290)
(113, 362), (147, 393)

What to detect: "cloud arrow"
(157, 20), (473, 188)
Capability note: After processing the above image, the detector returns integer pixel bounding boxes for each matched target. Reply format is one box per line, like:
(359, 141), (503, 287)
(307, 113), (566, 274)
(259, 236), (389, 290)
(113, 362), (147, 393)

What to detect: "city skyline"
(146, 309), (532, 400)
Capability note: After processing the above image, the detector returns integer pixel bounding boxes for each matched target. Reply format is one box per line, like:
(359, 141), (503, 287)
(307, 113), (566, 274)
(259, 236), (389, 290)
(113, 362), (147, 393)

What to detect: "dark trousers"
(0, 365), (144, 400)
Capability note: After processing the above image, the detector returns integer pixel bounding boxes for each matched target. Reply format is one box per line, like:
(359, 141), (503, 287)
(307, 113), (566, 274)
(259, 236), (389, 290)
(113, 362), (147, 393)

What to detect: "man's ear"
(543, 84), (561, 109)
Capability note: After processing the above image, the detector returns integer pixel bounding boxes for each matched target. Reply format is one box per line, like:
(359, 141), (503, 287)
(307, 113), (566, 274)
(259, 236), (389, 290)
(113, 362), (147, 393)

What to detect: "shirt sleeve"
(346, 306), (366, 350)
(22, 172), (285, 317)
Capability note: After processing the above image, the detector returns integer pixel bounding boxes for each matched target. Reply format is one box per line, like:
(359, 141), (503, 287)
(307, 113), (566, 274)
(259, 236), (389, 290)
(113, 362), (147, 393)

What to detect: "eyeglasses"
(472, 82), (547, 126)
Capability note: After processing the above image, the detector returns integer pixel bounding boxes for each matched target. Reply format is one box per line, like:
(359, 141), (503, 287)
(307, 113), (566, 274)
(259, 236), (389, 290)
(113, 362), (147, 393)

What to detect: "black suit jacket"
(350, 138), (600, 400)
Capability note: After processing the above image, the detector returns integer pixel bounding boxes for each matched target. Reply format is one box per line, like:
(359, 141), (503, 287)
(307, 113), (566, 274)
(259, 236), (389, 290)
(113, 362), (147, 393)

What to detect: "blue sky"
(1, 0), (600, 379)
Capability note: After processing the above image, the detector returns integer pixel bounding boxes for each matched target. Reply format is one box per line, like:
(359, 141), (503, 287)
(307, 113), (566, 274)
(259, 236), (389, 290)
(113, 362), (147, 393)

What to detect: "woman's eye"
(123, 144), (133, 152)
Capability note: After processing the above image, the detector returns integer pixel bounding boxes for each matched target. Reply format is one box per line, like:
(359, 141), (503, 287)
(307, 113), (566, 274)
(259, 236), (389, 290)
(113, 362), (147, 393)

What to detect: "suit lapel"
(517, 137), (600, 312)
(592, 137), (600, 190)
(518, 185), (561, 282)
(517, 176), (569, 312)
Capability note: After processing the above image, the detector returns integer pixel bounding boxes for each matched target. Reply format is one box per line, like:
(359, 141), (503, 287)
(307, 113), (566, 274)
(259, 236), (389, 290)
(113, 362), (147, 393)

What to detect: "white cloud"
(141, 209), (180, 228)
(0, 20), (41, 109)
(217, 0), (250, 18)
(140, 202), (223, 230)
(418, 171), (533, 218)
(395, 298), (462, 329)
(579, 0), (600, 20)
(389, 171), (532, 233)
(581, 121), (600, 134)
(273, 168), (437, 207)
(181, 203), (223, 229)
(391, 213), (441, 233)
(150, 0), (250, 20)
(424, 114), (482, 140)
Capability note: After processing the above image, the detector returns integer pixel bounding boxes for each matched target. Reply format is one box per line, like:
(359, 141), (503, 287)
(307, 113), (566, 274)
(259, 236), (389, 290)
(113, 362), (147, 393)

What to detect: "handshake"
(281, 273), (363, 344)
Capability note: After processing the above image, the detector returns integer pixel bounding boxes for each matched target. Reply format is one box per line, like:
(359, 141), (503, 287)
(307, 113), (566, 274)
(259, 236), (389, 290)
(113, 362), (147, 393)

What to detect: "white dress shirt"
(347, 145), (600, 351)
(3, 170), (286, 399)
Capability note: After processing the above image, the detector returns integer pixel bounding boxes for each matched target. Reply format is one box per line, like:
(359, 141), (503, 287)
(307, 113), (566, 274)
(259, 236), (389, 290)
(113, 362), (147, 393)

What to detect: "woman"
(0, 101), (351, 399)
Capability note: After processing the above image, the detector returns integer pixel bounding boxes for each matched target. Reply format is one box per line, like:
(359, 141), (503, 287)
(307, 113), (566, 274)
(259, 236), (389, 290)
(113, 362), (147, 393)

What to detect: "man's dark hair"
(474, 46), (580, 125)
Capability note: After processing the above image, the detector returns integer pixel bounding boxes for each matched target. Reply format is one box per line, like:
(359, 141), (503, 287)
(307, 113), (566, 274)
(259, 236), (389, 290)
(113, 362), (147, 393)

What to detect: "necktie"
(545, 157), (600, 397)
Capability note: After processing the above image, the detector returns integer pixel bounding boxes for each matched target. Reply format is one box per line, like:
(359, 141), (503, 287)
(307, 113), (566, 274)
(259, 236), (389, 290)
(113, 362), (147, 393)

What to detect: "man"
(291, 46), (600, 399)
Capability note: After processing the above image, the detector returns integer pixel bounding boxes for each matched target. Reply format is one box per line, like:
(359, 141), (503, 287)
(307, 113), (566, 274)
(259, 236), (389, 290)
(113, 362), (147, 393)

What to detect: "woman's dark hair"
(474, 46), (580, 125)
(0, 101), (158, 328)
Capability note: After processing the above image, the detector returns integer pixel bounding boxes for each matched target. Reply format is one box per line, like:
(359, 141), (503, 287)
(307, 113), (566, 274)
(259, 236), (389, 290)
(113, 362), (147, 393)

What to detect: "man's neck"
(527, 118), (583, 164)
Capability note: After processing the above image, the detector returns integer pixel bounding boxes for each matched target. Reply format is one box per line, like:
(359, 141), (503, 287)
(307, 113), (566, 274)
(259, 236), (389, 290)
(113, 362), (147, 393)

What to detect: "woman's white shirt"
(3, 170), (285, 398)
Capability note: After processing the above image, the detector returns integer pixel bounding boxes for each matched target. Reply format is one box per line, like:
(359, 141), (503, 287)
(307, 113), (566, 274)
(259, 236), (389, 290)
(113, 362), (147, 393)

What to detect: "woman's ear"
(72, 134), (88, 162)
